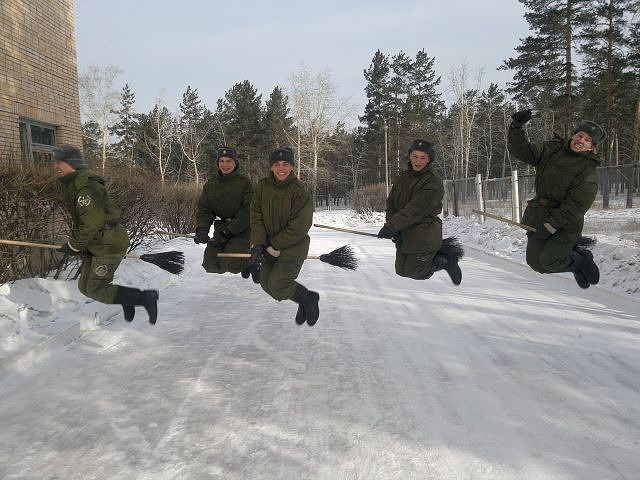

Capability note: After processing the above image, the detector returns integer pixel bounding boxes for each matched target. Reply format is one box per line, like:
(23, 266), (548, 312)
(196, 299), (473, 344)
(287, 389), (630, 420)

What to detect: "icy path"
(1, 229), (639, 479)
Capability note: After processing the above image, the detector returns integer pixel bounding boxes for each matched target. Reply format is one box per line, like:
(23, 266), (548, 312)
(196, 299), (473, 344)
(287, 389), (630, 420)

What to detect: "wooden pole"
(313, 223), (378, 237)
(470, 209), (537, 232)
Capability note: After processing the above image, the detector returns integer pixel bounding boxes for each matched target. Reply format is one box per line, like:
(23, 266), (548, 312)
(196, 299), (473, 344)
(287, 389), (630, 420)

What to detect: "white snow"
(0, 209), (639, 479)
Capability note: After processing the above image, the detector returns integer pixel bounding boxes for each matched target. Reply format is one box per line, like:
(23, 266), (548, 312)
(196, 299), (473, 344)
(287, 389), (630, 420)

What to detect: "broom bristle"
(438, 236), (464, 260)
(319, 245), (358, 270)
(139, 251), (185, 274)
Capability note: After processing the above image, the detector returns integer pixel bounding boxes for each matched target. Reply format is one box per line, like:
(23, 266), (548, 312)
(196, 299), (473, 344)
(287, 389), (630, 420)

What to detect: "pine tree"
(388, 51), (412, 175)
(81, 121), (101, 168)
(109, 83), (137, 168)
(263, 86), (293, 149)
(407, 49), (445, 139)
(502, 0), (590, 135)
(216, 80), (264, 181)
(361, 50), (391, 184)
(579, 0), (634, 164)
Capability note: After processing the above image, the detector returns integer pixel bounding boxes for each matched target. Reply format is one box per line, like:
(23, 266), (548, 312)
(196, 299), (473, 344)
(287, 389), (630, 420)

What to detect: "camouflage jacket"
(386, 163), (444, 254)
(508, 126), (601, 233)
(196, 170), (253, 239)
(58, 169), (129, 256)
(250, 172), (313, 261)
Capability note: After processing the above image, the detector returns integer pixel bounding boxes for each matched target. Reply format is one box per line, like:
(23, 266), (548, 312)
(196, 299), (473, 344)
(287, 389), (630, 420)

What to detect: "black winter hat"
(217, 146), (238, 163)
(269, 147), (295, 165)
(51, 144), (87, 169)
(408, 139), (436, 162)
(572, 121), (606, 147)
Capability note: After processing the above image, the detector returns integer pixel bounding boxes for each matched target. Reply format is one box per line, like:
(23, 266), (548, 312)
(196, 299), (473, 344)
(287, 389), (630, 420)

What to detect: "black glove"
(377, 224), (394, 239)
(57, 242), (81, 256)
(250, 244), (266, 264)
(211, 229), (231, 246)
(510, 109), (532, 127)
(532, 223), (555, 240)
(194, 227), (210, 244)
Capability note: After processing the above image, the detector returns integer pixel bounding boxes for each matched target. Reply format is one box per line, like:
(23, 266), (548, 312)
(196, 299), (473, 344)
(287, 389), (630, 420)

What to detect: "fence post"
(511, 169), (520, 222)
(475, 174), (484, 222)
(452, 180), (459, 217)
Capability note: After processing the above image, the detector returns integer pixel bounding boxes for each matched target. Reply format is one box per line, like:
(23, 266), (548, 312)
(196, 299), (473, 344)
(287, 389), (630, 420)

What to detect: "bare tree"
(287, 64), (353, 199)
(448, 64), (484, 179)
(141, 98), (175, 186)
(78, 65), (123, 172)
(177, 86), (212, 185)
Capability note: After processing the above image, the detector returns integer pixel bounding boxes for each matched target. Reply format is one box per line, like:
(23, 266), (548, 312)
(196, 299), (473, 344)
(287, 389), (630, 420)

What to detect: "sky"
(74, 0), (530, 123)
(2, 209), (640, 478)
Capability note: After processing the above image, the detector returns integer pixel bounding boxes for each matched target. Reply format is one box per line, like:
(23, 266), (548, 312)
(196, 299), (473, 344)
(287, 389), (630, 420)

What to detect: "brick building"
(0, 0), (82, 165)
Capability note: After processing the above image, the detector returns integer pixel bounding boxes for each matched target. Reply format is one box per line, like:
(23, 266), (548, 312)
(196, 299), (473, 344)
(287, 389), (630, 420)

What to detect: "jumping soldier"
(248, 147), (320, 326)
(377, 139), (463, 285)
(52, 145), (159, 323)
(194, 146), (254, 280)
(508, 109), (604, 289)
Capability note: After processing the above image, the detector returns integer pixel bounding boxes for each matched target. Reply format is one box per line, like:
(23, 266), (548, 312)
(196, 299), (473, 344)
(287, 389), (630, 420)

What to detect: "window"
(19, 119), (57, 164)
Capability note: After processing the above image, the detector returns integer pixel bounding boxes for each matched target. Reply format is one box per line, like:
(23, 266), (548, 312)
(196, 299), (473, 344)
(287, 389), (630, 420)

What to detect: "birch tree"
(78, 64), (123, 172)
(288, 64), (352, 200)
(139, 102), (175, 185)
(448, 64), (484, 179)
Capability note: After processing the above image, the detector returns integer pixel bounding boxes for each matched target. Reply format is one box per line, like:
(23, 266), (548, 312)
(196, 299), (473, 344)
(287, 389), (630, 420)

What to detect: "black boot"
(142, 290), (159, 324)
(291, 285), (307, 325)
(241, 266), (251, 279)
(568, 250), (599, 289)
(291, 285), (320, 326)
(113, 286), (143, 322)
(574, 249), (599, 284)
(434, 237), (464, 285)
(434, 254), (462, 285)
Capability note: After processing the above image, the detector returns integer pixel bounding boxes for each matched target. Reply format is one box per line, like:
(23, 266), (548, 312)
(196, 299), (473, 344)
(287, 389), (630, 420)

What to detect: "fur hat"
(269, 147), (295, 165)
(408, 139), (436, 162)
(572, 121), (606, 147)
(51, 145), (87, 169)
(217, 146), (239, 170)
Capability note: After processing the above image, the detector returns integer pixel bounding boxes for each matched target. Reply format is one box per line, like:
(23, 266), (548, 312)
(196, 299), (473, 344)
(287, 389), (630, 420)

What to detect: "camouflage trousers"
(259, 255), (305, 301)
(77, 252), (125, 304)
(394, 251), (437, 280)
(202, 237), (250, 274)
(526, 230), (579, 274)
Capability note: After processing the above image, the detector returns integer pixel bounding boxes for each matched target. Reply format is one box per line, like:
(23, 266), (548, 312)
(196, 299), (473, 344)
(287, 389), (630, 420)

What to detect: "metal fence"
(444, 164), (640, 221)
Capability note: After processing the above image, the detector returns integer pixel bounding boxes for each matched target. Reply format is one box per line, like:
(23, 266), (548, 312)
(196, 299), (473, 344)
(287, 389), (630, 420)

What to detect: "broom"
(470, 210), (597, 247)
(0, 239), (185, 275)
(216, 245), (358, 270)
(154, 231), (357, 270)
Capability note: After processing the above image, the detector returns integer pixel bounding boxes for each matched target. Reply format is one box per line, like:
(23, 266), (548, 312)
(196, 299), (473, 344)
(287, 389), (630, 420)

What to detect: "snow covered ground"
(0, 209), (639, 479)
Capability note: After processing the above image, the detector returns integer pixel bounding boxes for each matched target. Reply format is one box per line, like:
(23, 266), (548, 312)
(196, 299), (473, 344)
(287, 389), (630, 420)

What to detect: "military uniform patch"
(77, 194), (92, 207)
(94, 264), (109, 277)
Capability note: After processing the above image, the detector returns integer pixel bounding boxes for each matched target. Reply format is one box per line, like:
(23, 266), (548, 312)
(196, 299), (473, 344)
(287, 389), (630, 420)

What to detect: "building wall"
(0, 0), (82, 163)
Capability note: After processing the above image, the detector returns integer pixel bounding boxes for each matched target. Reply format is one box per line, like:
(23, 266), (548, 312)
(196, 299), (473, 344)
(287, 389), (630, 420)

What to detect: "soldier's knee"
(263, 277), (294, 301)
(79, 282), (100, 301)
(538, 249), (569, 273)
(202, 262), (223, 274)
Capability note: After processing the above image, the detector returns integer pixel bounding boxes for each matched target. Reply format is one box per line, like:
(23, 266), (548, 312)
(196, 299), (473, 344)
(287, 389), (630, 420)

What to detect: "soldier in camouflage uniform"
(194, 146), (253, 278)
(508, 109), (604, 289)
(377, 139), (462, 285)
(52, 145), (159, 323)
(249, 147), (320, 326)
